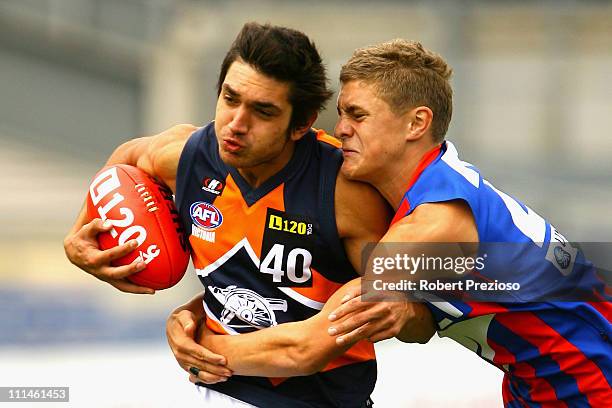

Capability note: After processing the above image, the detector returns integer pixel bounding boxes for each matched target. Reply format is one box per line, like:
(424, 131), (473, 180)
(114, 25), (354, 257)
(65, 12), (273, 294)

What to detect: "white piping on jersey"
(196, 237), (260, 277)
(277, 287), (324, 310)
(441, 141), (480, 188)
(195, 237), (324, 310)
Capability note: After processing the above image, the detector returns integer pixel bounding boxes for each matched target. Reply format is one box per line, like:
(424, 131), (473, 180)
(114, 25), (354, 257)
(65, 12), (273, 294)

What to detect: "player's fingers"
(368, 328), (397, 343)
(335, 322), (373, 346)
(340, 285), (362, 304)
(328, 309), (372, 338)
(181, 360), (232, 377)
(175, 310), (197, 335)
(328, 295), (365, 322)
(108, 278), (155, 295)
(101, 239), (140, 262)
(188, 373), (228, 385)
(197, 347), (227, 366)
(100, 260), (146, 280)
(83, 218), (111, 237)
(175, 336), (227, 366)
(193, 370), (229, 384)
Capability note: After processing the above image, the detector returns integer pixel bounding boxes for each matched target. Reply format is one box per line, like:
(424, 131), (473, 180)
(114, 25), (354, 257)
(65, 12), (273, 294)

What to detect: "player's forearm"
(201, 305), (352, 377)
(201, 321), (317, 377)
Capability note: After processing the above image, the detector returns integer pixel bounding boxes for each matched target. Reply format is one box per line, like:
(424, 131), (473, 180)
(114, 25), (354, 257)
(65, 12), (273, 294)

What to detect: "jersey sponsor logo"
(190, 201), (223, 230)
(267, 213), (313, 235)
(208, 284), (287, 329)
(261, 208), (315, 287)
(201, 177), (225, 195)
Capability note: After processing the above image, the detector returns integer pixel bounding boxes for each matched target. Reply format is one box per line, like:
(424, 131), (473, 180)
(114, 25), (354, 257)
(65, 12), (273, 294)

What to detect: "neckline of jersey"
(220, 130), (314, 207)
(390, 142), (445, 225)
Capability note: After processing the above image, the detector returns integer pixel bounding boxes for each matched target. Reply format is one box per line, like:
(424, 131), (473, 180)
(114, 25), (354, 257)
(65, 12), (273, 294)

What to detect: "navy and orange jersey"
(392, 141), (611, 407)
(175, 122), (376, 408)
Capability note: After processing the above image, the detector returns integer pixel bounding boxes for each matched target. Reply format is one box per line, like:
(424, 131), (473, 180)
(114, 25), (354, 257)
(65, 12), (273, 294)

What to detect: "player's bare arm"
(328, 199), (478, 343)
(327, 174), (437, 345)
(195, 278), (362, 378)
(334, 172), (391, 268)
(63, 124), (197, 294)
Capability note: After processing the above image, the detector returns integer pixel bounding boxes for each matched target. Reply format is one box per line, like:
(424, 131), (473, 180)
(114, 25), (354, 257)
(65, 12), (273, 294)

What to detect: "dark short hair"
(217, 22), (333, 132)
(341, 39), (453, 142)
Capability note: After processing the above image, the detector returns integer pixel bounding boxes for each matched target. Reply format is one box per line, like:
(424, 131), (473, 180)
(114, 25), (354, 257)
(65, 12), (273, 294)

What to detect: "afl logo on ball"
(190, 202), (223, 230)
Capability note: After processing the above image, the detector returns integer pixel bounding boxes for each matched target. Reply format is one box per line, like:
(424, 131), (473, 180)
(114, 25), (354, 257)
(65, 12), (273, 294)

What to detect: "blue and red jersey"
(393, 141), (612, 407)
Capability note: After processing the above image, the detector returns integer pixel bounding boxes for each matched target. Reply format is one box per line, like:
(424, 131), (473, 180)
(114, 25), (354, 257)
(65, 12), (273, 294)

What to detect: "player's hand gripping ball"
(86, 164), (190, 289)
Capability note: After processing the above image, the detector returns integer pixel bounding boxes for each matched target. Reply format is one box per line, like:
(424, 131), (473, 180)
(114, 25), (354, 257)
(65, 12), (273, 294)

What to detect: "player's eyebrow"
(251, 101), (282, 115)
(222, 84), (240, 98)
(222, 84), (282, 114)
(337, 103), (367, 117)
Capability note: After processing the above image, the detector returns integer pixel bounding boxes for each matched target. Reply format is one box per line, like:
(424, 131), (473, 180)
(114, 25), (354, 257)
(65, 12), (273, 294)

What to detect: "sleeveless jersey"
(392, 141), (611, 407)
(175, 123), (376, 408)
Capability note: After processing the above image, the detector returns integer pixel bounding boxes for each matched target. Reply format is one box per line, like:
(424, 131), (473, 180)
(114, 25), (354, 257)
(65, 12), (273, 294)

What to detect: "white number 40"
(260, 244), (313, 283)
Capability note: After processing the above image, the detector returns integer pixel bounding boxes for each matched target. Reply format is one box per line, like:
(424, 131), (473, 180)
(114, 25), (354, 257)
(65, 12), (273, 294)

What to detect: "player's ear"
(405, 106), (433, 142)
(289, 113), (318, 141)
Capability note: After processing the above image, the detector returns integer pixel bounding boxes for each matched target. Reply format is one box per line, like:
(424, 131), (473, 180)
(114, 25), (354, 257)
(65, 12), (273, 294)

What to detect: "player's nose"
(334, 116), (354, 140)
(228, 105), (249, 135)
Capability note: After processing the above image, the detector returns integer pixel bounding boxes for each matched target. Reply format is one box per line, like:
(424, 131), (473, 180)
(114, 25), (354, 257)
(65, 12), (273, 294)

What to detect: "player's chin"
(219, 149), (245, 167)
(340, 161), (365, 181)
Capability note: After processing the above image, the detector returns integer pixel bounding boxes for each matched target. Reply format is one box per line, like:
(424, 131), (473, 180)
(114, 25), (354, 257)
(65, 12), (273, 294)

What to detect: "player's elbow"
(107, 137), (149, 167)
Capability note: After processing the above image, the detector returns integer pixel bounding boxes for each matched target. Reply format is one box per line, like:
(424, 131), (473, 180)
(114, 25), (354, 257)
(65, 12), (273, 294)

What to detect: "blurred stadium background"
(0, 0), (610, 406)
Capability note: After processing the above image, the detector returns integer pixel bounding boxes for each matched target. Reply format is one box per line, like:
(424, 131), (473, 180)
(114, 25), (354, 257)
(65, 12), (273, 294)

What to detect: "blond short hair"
(340, 40), (453, 141)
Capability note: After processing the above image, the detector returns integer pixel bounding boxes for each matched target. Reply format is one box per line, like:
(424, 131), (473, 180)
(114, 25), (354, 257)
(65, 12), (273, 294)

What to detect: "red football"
(86, 164), (190, 290)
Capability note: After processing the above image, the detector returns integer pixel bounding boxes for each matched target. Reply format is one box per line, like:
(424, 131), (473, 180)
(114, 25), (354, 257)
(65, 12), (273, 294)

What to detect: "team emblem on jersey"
(554, 246), (571, 269)
(190, 202), (223, 230)
(545, 226), (577, 276)
(201, 177), (225, 195)
(208, 285), (288, 329)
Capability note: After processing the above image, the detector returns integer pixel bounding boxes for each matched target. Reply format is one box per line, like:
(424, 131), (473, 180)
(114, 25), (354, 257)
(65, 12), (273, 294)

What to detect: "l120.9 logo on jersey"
(190, 202), (223, 230)
(261, 208), (315, 287)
